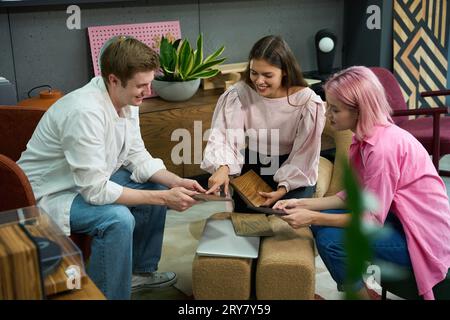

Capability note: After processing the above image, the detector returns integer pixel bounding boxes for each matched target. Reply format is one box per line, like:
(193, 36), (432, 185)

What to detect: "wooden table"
(50, 276), (105, 300)
(139, 89), (222, 177)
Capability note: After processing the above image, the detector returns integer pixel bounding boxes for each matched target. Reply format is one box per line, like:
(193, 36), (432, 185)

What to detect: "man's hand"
(163, 187), (199, 211)
(206, 165), (230, 196)
(174, 178), (206, 193)
(259, 187), (287, 207)
(280, 208), (317, 229)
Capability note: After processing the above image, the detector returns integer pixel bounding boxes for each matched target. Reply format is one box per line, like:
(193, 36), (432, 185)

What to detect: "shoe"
(131, 272), (177, 291)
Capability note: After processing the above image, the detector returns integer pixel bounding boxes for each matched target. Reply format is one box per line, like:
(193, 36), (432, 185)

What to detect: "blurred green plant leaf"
(342, 158), (373, 299)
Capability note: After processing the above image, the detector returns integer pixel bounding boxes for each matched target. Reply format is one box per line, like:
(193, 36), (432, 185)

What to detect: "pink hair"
(324, 66), (393, 140)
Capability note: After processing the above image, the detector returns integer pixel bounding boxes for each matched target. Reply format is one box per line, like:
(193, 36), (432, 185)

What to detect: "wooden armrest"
(420, 89), (450, 97)
(392, 107), (448, 117)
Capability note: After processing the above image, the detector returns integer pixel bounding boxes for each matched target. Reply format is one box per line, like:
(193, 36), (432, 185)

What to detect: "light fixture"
(315, 29), (337, 75)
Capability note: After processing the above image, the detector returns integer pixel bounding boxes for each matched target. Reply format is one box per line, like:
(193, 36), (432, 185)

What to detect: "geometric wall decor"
(393, 0), (449, 109)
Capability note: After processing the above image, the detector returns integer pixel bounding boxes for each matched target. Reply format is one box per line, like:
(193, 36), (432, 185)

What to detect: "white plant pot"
(152, 79), (201, 102)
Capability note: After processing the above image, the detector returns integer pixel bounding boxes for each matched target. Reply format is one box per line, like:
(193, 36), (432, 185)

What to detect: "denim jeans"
(70, 168), (168, 300)
(233, 149), (316, 212)
(311, 209), (411, 293)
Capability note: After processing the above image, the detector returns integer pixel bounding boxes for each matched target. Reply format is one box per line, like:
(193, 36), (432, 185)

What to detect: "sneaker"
(131, 272), (177, 291)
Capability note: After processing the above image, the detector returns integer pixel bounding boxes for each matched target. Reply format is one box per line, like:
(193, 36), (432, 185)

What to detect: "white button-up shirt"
(17, 77), (165, 234)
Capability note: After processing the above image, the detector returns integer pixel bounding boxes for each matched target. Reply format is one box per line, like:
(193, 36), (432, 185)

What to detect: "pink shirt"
(201, 81), (325, 191)
(337, 124), (450, 299)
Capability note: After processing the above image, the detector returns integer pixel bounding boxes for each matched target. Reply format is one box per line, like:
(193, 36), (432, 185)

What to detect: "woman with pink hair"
(273, 66), (450, 299)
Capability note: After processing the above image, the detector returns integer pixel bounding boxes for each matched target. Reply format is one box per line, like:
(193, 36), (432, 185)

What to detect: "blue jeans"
(311, 209), (412, 292)
(70, 168), (168, 300)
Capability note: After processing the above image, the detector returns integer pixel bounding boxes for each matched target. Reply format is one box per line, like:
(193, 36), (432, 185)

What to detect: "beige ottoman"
(191, 212), (254, 300)
(256, 216), (316, 299)
(192, 254), (253, 300)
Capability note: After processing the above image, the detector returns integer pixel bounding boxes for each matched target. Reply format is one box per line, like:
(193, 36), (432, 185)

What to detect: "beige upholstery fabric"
(321, 120), (353, 197)
(321, 133), (335, 151)
(192, 255), (253, 300)
(191, 212), (253, 300)
(191, 214), (316, 300)
(256, 216), (316, 299)
(314, 157), (333, 198)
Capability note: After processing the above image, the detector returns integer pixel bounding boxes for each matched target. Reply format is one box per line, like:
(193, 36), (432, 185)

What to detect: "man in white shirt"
(17, 36), (205, 299)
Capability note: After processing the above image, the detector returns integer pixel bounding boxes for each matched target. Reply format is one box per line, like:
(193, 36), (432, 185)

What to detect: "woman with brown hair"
(201, 35), (325, 211)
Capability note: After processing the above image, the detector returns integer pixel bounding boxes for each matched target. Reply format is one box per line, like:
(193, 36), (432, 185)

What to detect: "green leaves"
(159, 37), (177, 80)
(342, 158), (372, 299)
(193, 34), (203, 67)
(157, 33), (226, 82)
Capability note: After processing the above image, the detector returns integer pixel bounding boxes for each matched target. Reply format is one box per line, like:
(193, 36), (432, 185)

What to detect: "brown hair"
(100, 36), (160, 87)
(244, 35), (308, 96)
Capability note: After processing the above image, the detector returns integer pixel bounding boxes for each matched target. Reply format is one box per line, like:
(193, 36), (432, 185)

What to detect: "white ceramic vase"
(152, 79), (201, 102)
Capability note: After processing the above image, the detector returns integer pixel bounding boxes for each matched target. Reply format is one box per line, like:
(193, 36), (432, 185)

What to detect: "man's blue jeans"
(311, 209), (412, 292)
(70, 168), (167, 300)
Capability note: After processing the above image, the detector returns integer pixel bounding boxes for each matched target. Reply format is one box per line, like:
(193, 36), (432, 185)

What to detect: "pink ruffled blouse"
(201, 81), (326, 191)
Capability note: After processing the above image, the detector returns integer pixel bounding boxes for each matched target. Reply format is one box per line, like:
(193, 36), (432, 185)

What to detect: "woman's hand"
(259, 187), (287, 207)
(206, 165), (230, 196)
(273, 198), (317, 210)
(280, 208), (317, 229)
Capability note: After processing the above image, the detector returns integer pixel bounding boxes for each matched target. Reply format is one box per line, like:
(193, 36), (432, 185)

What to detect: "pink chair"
(370, 67), (450, 176)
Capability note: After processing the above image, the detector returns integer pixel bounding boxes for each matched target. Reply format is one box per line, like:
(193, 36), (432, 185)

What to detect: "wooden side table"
(50, 276), (105, 300)
(139, 89), (222, 177)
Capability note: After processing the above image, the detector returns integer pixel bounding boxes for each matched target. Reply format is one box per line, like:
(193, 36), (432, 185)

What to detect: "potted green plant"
(152, 33), (226, 101)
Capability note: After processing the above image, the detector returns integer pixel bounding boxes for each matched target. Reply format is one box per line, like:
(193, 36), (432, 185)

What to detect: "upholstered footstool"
(256, 215), (316, 299)
(192, 255), (253, 300)
(191, 212), (254, 300)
